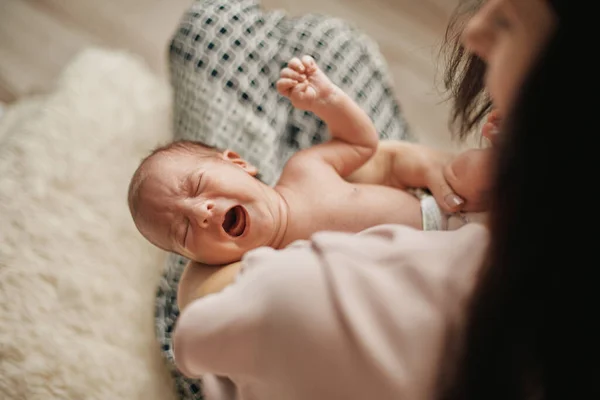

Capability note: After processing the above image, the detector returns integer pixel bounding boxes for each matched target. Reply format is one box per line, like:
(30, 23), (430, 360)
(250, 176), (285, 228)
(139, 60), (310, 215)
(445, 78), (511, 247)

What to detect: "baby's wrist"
(311, 83), (344, 110)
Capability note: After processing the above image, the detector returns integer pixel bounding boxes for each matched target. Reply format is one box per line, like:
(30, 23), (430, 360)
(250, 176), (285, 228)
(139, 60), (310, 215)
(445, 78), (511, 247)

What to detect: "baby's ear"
(220, 149), (258, 176)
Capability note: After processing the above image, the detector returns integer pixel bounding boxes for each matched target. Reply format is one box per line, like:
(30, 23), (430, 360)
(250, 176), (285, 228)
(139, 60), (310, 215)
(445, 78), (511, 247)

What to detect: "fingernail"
(445, 193), (465, 208)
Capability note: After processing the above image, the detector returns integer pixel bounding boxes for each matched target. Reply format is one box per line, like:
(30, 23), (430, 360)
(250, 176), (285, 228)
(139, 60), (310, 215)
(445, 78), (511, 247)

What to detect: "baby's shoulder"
(279, 152), (342, 184)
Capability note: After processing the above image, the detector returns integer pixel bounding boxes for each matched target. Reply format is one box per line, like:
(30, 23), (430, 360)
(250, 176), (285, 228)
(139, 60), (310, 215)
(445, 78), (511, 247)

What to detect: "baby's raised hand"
(276, 55), (336, 112)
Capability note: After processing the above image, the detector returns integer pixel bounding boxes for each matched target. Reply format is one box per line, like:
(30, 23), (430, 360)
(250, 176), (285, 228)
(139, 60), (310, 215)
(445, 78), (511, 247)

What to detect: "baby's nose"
(196, 200), (215, 228)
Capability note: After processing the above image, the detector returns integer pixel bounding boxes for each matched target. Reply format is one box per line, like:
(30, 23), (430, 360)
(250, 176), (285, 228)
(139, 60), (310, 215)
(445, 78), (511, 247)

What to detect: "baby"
(128, 55), (488, 266)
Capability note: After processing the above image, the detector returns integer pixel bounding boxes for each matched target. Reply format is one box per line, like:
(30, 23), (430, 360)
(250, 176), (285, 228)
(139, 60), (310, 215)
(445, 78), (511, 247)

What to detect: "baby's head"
(128, 140), (281, 265)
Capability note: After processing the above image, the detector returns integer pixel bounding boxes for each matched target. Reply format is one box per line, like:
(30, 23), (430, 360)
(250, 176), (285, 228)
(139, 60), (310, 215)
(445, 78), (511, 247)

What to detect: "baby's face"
(133, 151), (279, 264)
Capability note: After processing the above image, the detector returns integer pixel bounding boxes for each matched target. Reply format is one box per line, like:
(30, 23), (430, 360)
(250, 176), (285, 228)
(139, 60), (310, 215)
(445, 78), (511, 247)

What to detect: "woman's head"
(442, 0), (558, 138)
(448, 1), (585, 400)
(461, 0), (557, 118)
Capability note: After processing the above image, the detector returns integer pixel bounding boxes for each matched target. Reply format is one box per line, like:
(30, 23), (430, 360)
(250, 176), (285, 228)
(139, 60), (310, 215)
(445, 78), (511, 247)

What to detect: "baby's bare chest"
(289, 181), (406, 234)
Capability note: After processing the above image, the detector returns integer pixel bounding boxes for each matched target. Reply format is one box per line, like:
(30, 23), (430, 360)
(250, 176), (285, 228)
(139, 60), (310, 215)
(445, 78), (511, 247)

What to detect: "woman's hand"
(481, 109), (501, 147)
(440, 111), (500, 212)
(442, 148), (494, 212)
(420, 110), (500, 213)
(418, 149), (467, 213)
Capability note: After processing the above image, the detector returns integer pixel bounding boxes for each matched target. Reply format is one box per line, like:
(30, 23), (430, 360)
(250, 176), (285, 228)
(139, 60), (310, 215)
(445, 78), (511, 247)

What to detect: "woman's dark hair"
(448, 4), (598, 400)
(441, 0), (491, 139)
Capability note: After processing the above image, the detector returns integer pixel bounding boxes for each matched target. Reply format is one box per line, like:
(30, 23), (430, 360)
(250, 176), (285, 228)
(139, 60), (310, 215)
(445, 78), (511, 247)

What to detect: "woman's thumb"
(427, 169), (465, 213)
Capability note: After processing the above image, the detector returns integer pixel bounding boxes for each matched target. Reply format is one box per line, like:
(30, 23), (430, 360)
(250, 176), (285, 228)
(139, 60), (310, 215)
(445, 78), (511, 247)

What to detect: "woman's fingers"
(481, 121), (500, 146)
(443, 149), (493, 213)
(425, 167), (465, 213)
(486, 109), (501, 125)
(482, 109), (501, 147)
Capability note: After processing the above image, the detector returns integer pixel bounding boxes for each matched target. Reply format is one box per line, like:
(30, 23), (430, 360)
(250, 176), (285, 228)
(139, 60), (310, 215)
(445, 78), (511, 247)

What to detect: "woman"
(447, 1), (596, 399)
(173, 0), (597, 399)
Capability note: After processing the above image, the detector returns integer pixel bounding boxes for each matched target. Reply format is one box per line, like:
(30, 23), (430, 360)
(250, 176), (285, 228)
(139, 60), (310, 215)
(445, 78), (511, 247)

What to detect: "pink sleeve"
(172, 243), (326, 378)
(173, 224), (488, 400)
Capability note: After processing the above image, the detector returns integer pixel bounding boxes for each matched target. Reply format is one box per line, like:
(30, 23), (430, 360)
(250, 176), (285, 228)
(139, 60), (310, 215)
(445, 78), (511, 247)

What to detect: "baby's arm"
(346, 141), (449, 188)
(348, 140), (493, 215)
(347, 140), (470, 212)
(276, 56), (378, 177)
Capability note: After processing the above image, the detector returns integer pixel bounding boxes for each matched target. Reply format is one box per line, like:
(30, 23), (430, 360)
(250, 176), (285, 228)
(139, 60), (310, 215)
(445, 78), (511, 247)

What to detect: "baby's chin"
(184, 247), (246, 266)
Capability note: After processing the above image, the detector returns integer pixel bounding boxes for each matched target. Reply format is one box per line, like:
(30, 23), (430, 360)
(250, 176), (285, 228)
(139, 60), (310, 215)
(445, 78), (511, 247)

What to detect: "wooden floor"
(0, 0), (460, 148)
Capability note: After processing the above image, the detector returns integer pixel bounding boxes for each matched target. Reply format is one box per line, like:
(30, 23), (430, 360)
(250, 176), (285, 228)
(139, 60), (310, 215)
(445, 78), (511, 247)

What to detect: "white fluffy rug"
(0, 48), (177, 400)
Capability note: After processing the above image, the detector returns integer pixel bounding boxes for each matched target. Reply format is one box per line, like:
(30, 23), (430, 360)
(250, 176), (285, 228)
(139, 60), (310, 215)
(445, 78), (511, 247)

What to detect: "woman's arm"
(172, 224), (489, 398)
(177, 260), (242, 311)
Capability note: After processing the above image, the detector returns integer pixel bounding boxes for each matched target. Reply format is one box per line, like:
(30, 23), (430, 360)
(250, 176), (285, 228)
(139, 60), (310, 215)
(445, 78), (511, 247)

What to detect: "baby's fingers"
(300, 55), (317, 72)
(291, 82), (316, 102)
(276, 78), (298, 96)
(286, 57), (306, 73)
(280, 67), (305, 82)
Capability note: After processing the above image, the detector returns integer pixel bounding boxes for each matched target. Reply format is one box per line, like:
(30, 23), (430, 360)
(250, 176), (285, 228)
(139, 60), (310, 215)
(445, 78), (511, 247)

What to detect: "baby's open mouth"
(222, 205), (247, 237)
